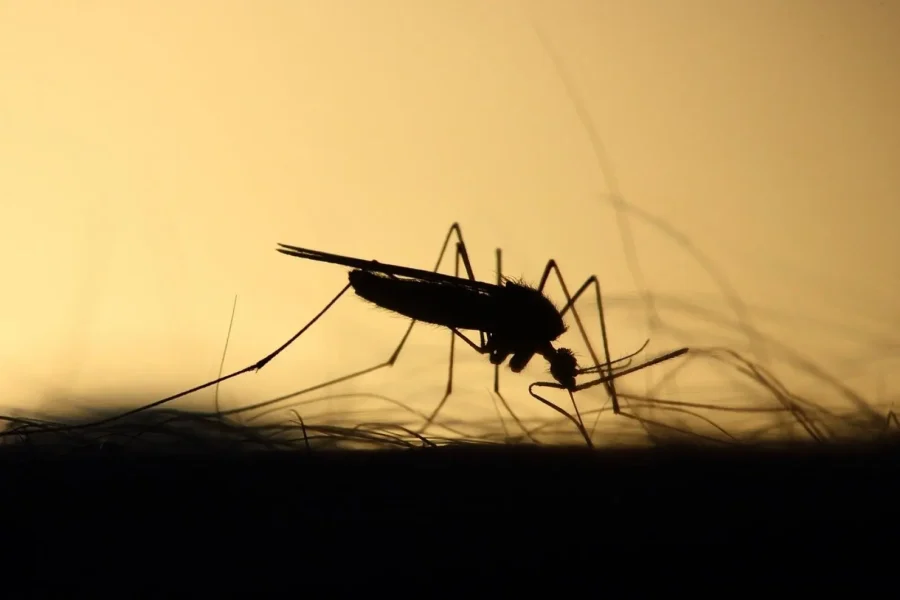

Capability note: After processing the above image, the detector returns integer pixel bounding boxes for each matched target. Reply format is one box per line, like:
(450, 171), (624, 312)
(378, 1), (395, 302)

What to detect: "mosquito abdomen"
(348, 269), (500, 331)
(349, 270), (568, 353)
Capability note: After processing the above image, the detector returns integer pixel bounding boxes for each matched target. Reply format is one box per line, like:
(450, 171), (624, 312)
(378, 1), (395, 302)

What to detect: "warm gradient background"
(1, 0), (897, 444)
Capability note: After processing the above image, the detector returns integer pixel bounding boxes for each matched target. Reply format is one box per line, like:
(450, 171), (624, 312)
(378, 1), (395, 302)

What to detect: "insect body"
(76, 223), (686, 448)
(276, 243), (579, 390)
(158, 221), (685, 447)
(269, 223), (687, 447)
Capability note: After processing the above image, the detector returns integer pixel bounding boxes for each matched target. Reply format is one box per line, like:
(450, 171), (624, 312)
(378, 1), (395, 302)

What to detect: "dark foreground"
(2, 439), (897, 591)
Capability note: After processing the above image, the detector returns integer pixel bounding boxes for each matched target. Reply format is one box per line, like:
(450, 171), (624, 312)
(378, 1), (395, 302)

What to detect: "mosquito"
(13, 222), (685, 447)
(264, 222), (686, 446)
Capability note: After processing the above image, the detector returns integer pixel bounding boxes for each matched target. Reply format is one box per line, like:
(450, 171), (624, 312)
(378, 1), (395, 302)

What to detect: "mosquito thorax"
(501, 280), (567, 342)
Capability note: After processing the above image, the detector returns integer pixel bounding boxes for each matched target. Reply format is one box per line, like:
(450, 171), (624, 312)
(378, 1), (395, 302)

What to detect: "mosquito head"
(543, 346), (578, 391)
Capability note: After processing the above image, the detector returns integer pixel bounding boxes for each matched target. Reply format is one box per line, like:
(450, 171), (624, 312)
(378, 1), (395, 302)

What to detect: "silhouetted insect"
(260, 222), (686, 446)
(34, 222), (686, 447)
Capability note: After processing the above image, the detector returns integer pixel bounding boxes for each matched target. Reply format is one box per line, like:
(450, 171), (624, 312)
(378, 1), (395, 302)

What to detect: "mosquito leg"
(415, 243), (538, 444)
(76, 223), (486, 435)
(529, 347), (689, 446)
(417, 236), (542, 443)
(383, 222), (485, 367)
(550, 275), (688, 441)
(528, 384), (594, 448)
(243, 223), (493, 435)
(494, 248), (502, 395)
(417, 236), (499, 437)
(418, 243), (463, 437)
(528, 260), (621, 445)
(536, 261), (619, 414)
(24, 282), (354, 434)
(490, 247), (538, 443)
(453, 236), (486, 349)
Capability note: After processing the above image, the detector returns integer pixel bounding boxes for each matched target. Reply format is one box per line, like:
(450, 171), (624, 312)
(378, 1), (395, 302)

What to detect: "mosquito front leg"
(536, 261), (619, 414)
(528, 347), (689, 447)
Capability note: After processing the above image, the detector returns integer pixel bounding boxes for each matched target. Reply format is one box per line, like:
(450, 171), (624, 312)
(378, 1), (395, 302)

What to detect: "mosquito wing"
(276, 243), (499, 293)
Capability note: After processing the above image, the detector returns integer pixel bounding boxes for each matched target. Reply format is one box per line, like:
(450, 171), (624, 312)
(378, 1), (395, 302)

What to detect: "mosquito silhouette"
(261, 222), (685, 446)
(14, 222), (686, 447)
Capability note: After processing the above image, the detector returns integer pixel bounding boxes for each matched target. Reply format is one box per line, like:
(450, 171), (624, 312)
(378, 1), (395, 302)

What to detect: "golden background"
(1, 0), (897, 444)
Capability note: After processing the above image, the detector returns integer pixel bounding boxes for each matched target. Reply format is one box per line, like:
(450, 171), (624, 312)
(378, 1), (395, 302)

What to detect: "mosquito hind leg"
(341, 221), (483, 373)
(55, 282), (354, 431)
(200, 223), (488, 433)
(84, 224), (490, 433)
(251, 223), (487, 438)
